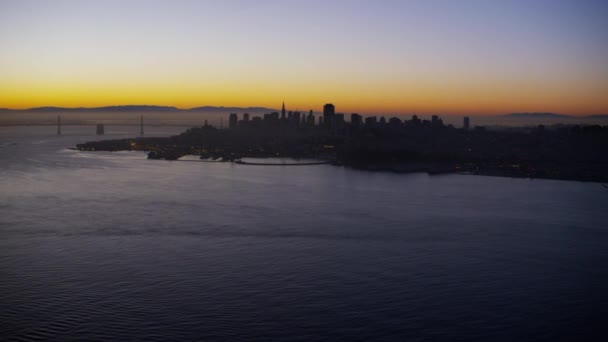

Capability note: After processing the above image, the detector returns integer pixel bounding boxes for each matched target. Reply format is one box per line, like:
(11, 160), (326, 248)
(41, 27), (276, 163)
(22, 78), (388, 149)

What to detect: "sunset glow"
(1, 0), (607, 115)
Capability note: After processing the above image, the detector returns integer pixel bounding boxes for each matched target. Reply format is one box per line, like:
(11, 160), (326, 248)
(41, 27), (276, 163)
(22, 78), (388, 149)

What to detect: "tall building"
(281, 102), (286, 120)
(323, 103), (335, 129)
(431, 115), (439, 126)
(463, 116), (470, 130)
(293, 111), (301, 124)
(410, 115), (421, 126)
(307, 110), (315, 126)
(389, 117), (402, 127)
(365, 116), (377, 127)
(243, 113), (250, 122)
(57, 115), (61, 135)
(229, 113), (238, 129)
(351, 113), (362, 128)
(96, 123), (105, 135)
(334, 113), (345, 129)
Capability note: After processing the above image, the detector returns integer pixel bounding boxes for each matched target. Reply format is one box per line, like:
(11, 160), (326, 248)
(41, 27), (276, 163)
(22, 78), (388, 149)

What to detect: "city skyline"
(1, 0), (607, 115)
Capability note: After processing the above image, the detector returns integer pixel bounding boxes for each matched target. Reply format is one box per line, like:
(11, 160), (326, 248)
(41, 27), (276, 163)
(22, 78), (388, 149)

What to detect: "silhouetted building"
(229, 113), (238, 129)
(243, 113), (250, 122)
(264, 112), (280, 126)
(379, 116), (386, 126)
(140, 115), (144, 136)
(410, 115), (421, 127)
(96, 123), (105, 135)
(323, 103), (335, 129)
(351, 113), (362, 128)
(281, 102), (286, 120)
(389, 117), (402, 127)
(463, 116), (470, 130)
(293, 111), (301, 125)
(365, 116), (377, 127)
(334, 113), (345, 129)
(57, 115), (61, 135)
(251, 116), (262, 127)
(307, 110), (315, 126)
(432, 115), (439, 127)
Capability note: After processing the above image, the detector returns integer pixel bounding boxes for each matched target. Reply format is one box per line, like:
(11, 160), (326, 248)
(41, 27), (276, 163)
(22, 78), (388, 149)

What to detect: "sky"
(0, 0), (607, 115)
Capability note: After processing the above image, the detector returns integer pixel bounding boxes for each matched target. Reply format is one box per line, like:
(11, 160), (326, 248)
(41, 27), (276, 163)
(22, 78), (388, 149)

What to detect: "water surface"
(1, 126), (607, 341)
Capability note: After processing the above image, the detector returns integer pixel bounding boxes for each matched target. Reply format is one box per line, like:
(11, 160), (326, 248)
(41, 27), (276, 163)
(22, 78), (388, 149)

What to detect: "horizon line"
(1, 105), (606, 117)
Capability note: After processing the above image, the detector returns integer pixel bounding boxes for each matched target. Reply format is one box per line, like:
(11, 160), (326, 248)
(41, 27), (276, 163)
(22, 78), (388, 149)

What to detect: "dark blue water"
(1, 126), (607, 341)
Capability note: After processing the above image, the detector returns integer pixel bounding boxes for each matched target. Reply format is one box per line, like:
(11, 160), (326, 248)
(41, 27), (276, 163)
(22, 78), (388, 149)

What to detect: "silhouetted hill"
(187, 106), (276, 112)
(503, 112), (572, 118)
(0, 105), (277, 113)
(22, 105), (180, 112)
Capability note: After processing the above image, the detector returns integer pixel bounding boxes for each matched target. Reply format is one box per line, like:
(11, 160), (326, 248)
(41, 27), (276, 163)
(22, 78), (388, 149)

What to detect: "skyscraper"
(323, 103), (335, 129)
(432, 115), (439, 126)
(334, 113), (345, 129)
(229, 113), (238, 129)
(281, 102), (286, 120)
(365, 116), (377, 127)
(463, 116), (470, 130)
(350, 113), (362, 128)
(293, 111), (301, 125)
(307, 110), (315, 126)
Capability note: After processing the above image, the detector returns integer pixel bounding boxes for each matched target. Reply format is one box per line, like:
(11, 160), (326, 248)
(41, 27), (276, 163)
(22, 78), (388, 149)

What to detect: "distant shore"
(74, 117), (608, 183)
(234, 160), (330, 166)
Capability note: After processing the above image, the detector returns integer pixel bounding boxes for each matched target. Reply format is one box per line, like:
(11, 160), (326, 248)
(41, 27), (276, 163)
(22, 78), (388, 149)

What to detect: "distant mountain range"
(503, 112), (570, 118)
(1, 107), (606, 119)
(503, 112), (608, 119)
(0, 105), (277, 113)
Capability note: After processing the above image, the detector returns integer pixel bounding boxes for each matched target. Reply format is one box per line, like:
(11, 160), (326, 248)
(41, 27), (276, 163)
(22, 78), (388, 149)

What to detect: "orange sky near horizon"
(1, 1), (607, 116)
(1, 77), (606, 116)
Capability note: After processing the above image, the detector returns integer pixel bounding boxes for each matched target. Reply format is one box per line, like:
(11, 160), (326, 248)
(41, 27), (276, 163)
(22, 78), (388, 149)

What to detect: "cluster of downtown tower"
(77, 101), (608, 182)
(227, 103), (471, 131)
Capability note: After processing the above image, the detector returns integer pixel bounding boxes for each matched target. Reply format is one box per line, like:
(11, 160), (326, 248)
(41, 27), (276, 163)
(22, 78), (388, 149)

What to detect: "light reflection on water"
(1, 126), (607, 341)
